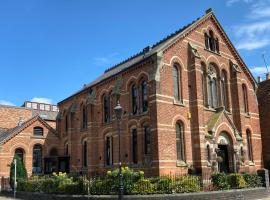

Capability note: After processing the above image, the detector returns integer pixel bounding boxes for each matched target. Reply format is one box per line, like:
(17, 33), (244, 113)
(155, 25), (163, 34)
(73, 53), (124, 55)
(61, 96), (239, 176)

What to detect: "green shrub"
(243, 173), (263, 188)
(211, 173), (230, 190)
(89, 178), (112, 195)
(10, 155), (27, 189)
(133, 179), (155, 194)
(106, 167), (144, 194)
(228, 174), (247, 189)
(156, 177), (173, 194)
(174, 176), (201, 193)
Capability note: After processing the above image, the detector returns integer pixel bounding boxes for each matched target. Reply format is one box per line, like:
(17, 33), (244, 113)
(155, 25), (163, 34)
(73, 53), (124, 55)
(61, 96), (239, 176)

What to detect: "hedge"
(17, 169), (264, 195)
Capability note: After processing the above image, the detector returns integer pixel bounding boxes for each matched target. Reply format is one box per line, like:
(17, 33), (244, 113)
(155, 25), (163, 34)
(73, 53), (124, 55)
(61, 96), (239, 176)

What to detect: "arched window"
(15, 148), (24, 163)
(246, 130), (253, 162)
(173, 64), (181, 101)
(83, 140), (87, 167)
(105, 136), (113, 166)
(33, 127), (43, 136)
(103, 95), (110, 123)
(144, 126), (151, 155)
(176, 122), (185, 161)
(242, 84), (249, 113)
(82, 105), (88, 129)
(141, 80), (148, 112)
(221, 71), (228, 110)
(33, 144), (42, 174)
(131, 85), (138, 115)
(132, 129), (138, 164)
(207, 64), (218, 108)
(205, 30), (219, 53)
(206, 145), (211, 163)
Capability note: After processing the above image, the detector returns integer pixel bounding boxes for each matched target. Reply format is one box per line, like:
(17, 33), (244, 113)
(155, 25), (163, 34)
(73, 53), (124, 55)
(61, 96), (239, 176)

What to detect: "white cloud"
(233, 21), (270, 50)
(31, 97), (53, 104)
(237, 39), (270, 50)
(249, 66), (270, 77)
(226, 0), (253, 6)
(0, 100), (15, 106)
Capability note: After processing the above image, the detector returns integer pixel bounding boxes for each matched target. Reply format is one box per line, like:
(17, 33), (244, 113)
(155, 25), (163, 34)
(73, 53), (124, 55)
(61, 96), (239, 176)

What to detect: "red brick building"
(56, 9), (262, 177)
(257, 74), (270, 170)
(0, 101), (61, 177)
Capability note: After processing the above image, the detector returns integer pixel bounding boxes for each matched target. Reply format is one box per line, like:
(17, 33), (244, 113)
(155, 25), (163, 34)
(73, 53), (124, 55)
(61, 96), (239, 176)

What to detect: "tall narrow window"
(132, 85), (138, 115)
(83, 141), (87, 167)
(202, 64), (208, 107)
(33, 127), (43, 136)
(132, 129), (138, 164)
(32, 144), (42, 174)
(82, 105), (87, 129)
(246, 130), (253, 162)
(242, 84), (249, 113)
(65, 114), (68, 133)
(209, 30), (216, 52)
(65, 143), (69, 155)
(204, 33), (209, 49)
(221, 71), (228, 110)
(106, 136), (113, 165)
(15, 148), (24, 163)
(207, 64), (218, 108)
(176, 122), (185, 161)
(104, 95), (110, 123)
(206, 145), (211, 163)
(144, 126), (151, 155)
(173, 65), (181, 101)
(141, 81), (148, 112)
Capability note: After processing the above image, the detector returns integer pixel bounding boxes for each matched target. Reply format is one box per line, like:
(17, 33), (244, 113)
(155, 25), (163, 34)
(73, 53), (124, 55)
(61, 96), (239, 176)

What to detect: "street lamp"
(114, 100), (123, 200)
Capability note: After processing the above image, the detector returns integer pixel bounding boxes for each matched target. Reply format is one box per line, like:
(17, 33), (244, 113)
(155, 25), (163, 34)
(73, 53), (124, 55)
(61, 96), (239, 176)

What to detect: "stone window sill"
(204, 48), (221, 56)
(173, 100), (185, 107)
(176, 160), (187, 167)
(204, 106), (216, 112)
(248, 161), (255, 166)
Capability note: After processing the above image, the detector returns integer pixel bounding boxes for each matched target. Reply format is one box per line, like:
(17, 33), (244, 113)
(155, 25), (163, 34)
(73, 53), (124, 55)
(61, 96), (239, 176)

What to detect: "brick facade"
(0, 104), (59, 177)
(57, 10), (262, 177)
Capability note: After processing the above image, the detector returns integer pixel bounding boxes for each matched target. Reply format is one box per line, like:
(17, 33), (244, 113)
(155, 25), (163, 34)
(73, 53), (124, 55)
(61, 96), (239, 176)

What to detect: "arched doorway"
(15, 148), (24, 163)
(217, 132), (233, 173)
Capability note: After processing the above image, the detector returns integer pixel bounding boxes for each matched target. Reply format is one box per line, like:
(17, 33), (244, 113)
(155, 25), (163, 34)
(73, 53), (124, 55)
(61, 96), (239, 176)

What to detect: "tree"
(10, 155), (27, 188)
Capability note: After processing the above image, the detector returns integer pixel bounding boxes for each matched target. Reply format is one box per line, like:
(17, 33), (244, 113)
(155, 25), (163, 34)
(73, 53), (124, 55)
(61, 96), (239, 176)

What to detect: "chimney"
(258, 76), (262, 83)
(266, 72), (270, 80)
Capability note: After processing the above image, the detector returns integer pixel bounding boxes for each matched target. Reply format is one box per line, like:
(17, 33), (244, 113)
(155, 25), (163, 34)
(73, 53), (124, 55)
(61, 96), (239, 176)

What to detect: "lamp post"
(13, 159), (17, 199)
(114, 100), (123, 200)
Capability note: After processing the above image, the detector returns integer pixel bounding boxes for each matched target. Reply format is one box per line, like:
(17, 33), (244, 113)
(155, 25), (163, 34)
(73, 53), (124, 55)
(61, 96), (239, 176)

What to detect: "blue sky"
(0, 0), (270, 106)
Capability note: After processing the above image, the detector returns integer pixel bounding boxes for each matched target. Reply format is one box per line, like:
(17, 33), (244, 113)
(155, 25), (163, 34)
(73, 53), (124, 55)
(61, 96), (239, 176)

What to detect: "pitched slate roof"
(0, 115), (56, 145)
(59, 9), (257, 105)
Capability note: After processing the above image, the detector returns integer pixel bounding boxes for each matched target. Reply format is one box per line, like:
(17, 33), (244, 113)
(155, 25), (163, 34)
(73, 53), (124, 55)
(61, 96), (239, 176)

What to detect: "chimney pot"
(266, 73), (270, 80)
(258, 76), (262, 83)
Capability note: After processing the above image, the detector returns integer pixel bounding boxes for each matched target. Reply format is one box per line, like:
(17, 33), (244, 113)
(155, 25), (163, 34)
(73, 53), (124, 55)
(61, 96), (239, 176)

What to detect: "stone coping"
(0, 187), (269, 200)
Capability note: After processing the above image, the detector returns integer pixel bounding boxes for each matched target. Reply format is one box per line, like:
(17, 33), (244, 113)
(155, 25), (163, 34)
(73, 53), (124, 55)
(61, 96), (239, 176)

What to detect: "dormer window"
(205, 30), (219, 53)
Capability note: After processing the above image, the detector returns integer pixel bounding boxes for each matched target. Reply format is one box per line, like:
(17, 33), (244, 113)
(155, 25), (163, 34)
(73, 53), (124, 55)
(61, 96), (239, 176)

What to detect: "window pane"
(142, 81), (148, 112)
(34, 127), (43, 136)
(176, 123), (185, 161)
(33, 145), (42, 174)
(132, 86), (138, 114)
(132, 129), (138, 164)
(173, 66), (180, 101)
(144, 126), (151, 155)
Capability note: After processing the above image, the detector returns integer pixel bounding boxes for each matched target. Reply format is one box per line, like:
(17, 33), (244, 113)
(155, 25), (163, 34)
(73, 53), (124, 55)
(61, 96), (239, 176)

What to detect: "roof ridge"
(103, 15), (203, 74)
